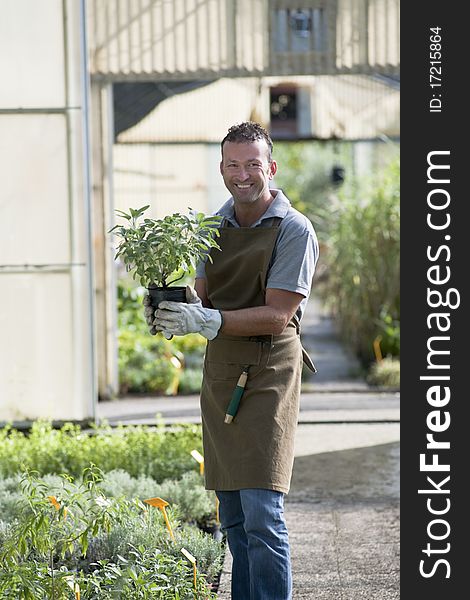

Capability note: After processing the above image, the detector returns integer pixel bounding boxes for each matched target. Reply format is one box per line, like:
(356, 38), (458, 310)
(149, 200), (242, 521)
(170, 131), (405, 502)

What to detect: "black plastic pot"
(148, 286), (187, 310)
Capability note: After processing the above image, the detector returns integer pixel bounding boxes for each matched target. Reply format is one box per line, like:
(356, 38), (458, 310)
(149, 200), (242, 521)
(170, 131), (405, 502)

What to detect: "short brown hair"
(221, 122), (273, 161)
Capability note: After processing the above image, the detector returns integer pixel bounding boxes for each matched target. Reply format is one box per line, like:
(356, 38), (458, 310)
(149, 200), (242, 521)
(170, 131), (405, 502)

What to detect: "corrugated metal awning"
(113, 81), (212, 136)
(116, 75), (399, 143)
(88, 0), (399, 80)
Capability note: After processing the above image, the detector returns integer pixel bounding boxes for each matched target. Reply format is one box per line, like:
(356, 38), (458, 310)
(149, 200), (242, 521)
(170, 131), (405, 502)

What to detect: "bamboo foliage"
(323, 159), (400, 362)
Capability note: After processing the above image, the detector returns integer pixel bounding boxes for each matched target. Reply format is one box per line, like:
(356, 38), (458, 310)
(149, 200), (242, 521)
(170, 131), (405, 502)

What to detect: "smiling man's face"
(220, 140), (277, 206)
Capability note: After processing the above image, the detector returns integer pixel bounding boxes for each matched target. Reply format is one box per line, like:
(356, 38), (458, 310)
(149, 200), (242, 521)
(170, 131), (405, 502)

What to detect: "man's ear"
(269, 160), (278, 179)
(219, 161), (224, 175)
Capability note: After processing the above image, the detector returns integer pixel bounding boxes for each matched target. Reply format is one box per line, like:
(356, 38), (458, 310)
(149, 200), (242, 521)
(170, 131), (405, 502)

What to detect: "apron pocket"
(204, 338), (262, 381)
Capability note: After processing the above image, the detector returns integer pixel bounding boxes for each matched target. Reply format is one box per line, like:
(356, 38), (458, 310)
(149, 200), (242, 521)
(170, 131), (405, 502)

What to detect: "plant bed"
(0, 422), (227, 597)
(0, 466), (224, 598)
(0, 421), (204, 482)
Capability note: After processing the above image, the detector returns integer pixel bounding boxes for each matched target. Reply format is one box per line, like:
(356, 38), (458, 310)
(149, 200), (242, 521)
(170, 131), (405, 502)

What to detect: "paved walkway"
(97, 297), (400, 599)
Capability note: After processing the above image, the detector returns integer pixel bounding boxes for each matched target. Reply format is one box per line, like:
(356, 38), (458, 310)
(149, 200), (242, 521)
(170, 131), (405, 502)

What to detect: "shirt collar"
(217, 189), (290, 228)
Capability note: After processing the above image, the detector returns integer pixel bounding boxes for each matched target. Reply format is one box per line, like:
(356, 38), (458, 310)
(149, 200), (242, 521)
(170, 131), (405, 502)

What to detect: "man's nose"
(236, 167), (250, 181)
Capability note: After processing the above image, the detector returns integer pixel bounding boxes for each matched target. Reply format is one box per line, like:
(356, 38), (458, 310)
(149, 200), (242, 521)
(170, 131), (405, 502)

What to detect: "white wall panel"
(0, 114), (70, 264)
(0, 274), (79, 421)
(0, 0), (65, 108)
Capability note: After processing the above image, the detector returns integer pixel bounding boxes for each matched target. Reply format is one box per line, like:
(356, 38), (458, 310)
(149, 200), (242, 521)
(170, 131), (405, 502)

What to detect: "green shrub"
(166, 525), (224, 584)
(118, 282), (150, 333)
(0, 479), (24, 523)
(0, 562), (79, 599)
(98, 469), (160, 501)
(376, 308), (400, 358)
(78, 547), (217, 599)
(157, 471), (215, 524)
(0, 421), (203, 482)
(367, 357), (400, 388)
(81, 505), (178, 569)
(84, 518), (222, 586)
(99, 469), (215, 524)
(0, 469), (215, 528)
(119, 329), (182, 394)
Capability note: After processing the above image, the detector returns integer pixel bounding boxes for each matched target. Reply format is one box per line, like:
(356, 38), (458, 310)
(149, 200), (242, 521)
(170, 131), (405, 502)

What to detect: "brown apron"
(200, 217), (314, 494)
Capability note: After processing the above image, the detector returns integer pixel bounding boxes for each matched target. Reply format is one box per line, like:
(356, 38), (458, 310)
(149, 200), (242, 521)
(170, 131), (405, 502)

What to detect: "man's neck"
(234, 192), (275, 227)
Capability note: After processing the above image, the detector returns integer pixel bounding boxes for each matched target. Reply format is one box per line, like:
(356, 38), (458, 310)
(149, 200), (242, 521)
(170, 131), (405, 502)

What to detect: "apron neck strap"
(221, 216), (283, 228)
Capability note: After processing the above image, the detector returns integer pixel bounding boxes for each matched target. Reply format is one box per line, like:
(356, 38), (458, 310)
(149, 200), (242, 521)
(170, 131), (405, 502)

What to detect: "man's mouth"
(235, 184), (252, 189)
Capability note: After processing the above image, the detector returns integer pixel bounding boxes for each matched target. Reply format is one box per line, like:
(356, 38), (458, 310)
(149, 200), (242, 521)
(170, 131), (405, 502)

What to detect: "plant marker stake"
(224, 367), (249, 423)
(191, 449), (205, 475)
(373, 335), (383, 362)
(65, 576), (81, 599)
(48, 495), (60, 510)
(144, 497), (175, 541)
(48, 495), (69, 519)
(181, 547), (197, 590)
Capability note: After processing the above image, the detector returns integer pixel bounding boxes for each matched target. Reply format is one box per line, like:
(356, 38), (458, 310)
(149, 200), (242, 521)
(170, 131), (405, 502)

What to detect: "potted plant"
(109, 205), (222, 309)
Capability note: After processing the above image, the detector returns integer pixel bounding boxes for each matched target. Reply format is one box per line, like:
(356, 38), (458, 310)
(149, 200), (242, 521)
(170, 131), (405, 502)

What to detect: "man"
(144, 122), (318, 599)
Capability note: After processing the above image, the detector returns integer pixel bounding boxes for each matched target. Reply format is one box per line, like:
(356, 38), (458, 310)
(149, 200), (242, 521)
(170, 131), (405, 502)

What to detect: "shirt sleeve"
(195, 256), (208, 279)
(266, 222), (319, 298)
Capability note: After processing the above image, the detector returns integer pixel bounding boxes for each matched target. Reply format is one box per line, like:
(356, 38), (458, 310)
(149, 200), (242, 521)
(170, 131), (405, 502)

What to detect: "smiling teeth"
(236, 184), (251, 188)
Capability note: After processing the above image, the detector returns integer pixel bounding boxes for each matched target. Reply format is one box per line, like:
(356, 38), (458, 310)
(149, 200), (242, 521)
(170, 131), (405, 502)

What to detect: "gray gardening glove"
(143, 286), (202, 338)
(143, 294), (161, 336)
(154, 287), (222, 340)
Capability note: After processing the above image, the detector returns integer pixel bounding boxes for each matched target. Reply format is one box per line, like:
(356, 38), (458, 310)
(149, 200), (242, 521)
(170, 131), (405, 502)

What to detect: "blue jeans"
(216, 489), (292, 600)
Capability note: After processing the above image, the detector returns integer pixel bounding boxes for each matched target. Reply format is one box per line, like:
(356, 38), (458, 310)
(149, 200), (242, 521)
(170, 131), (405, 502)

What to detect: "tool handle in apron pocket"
(224, 367), (249, 424)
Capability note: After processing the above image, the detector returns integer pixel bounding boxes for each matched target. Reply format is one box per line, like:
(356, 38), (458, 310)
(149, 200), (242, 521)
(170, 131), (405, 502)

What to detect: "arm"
(194, 277), (213, 308)
(193, 281), (303, 335)
(219, 288), (304, 336)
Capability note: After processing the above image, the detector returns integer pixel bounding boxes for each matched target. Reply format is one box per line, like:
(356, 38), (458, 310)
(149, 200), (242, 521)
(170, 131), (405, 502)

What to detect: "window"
(270, 87), (298, 138)
(273, 7), (328, 54)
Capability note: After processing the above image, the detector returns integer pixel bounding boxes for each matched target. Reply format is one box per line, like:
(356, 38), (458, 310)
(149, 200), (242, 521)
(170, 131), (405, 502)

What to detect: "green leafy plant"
(0, 465), (121, 597)
(79, 547), (217, 599)
(109, 206), (222, 288)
